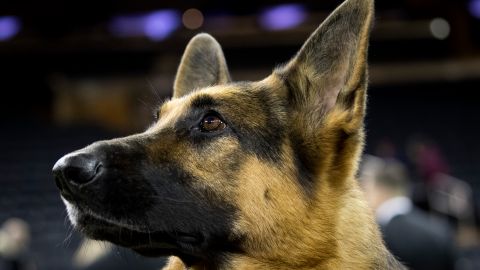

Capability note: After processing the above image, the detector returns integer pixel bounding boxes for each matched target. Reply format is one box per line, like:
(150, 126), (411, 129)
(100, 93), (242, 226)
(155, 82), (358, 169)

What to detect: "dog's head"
(53, 0), (374, 267)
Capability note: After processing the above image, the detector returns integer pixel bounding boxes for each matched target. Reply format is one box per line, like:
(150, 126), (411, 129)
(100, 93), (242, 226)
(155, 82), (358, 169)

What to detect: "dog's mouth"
(75, 212), (204, 264)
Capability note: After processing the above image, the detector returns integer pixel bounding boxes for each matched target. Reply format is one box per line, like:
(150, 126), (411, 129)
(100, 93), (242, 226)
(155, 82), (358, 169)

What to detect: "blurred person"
(375, 137), (398, 160)
(0, 218), (35, 270)
(361, 155), (456, 270)
(406, 135), (450, 186)
(407, 136), (475, 232)
(404, 136), (451, 212)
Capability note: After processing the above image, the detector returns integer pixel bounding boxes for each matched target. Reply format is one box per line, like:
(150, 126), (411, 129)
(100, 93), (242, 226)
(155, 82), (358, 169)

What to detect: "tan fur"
(164, 256), (187, 270)
(55, 1), (405, 268)
(150, 0), (404, 269)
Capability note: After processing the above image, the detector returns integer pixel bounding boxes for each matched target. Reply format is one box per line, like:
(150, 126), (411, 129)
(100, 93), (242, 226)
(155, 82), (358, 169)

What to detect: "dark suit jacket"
(381, 209), (456, 270)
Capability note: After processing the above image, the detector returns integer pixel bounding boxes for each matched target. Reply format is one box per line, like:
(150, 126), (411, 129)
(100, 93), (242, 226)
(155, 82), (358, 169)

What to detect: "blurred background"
(1, 0), (480, 269)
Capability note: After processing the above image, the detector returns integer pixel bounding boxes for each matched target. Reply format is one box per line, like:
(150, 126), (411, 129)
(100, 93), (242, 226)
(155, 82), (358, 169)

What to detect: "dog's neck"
(178, 182), (397, 270)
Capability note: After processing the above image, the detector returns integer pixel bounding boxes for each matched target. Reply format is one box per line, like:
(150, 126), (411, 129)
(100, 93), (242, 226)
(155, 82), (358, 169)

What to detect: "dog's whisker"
(145, 77), (168, 109)
(62, 228), (74, 247)
(59, 211), (75, 248)
(147, 227), (152, 246)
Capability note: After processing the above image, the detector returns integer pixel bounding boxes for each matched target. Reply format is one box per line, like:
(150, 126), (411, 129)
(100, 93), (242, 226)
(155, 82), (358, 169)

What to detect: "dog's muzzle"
(51, 139), (237, 263)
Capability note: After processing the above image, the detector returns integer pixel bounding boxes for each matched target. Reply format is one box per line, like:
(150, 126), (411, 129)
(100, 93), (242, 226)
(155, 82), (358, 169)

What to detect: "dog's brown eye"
(200, 115), (226, 132)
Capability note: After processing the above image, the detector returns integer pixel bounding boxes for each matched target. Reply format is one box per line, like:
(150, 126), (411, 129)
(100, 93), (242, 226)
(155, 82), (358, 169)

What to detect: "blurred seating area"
(0, 123), (117, 269)
(1, 0), (480, 269)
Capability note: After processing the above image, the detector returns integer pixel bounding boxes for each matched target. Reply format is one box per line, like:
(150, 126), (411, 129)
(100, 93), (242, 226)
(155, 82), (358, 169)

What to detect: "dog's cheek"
(180, 137), (243, 202)
(230, 151), (309, 253)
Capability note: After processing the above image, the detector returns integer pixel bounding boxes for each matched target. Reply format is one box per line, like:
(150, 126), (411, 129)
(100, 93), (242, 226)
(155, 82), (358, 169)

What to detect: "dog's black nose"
(53, 153), (102, 189)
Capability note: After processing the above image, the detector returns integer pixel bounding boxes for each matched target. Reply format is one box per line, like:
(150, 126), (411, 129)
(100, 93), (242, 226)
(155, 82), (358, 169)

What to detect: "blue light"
(259, 4), (306, 31)
(109, 10), (180, 41)
(469, 0), (480, 19)
(0, 16), (21, 41)
(144, 10), (180, 41)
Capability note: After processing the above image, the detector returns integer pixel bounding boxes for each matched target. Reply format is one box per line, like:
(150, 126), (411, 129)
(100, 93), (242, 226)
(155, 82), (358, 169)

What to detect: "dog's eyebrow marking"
(191, 94), (218, 108)
(157, 98), (173, 117)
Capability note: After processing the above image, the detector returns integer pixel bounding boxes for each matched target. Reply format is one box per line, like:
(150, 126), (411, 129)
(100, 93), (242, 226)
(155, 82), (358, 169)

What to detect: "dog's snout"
(53, 153), (102, 190)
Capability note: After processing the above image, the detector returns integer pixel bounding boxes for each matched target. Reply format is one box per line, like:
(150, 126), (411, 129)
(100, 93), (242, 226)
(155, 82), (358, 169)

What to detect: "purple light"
(469, 0), (480, 19)
(0, 16), (21, 41)
(144, 10), (180, 40)
(259, 4), (306, 31)
(109, 10), (180, 41)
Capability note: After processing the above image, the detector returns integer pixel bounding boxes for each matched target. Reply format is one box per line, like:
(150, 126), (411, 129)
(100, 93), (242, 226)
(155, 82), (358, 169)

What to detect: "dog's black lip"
(175, 232), (204, 245)
(130, 242), (177, 250)
(75, 212), (205, 261)
(60, 192), (75, 202)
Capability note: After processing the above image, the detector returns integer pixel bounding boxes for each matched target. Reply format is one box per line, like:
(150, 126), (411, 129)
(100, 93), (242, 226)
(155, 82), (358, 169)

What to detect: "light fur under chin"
(62, 197), (79, 227)
(62, 197), (143, 233)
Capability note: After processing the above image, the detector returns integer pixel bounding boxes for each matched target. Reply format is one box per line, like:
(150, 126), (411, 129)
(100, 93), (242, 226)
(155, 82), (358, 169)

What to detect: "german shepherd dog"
(53, 0), (405, 268)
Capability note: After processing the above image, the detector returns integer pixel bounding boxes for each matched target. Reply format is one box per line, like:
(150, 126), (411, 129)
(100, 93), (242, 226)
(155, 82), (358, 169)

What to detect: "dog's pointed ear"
(272, 0), (374, 178)
(173, 33), (231, 98)
(275, 0), (374, 127)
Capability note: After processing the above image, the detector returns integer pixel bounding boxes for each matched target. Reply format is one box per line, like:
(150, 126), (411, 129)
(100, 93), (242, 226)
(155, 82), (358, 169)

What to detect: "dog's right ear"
(173, 34), (231, 98)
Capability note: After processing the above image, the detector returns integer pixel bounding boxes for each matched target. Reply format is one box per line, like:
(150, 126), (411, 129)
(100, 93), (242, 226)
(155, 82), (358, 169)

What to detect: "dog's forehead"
(194, 83), (249, 99)
(152, 97), (188, 130)
(149, 84), (251, 131)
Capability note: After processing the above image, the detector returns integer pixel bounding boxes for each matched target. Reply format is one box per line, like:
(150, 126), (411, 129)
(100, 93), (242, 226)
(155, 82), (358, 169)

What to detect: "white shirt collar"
(376, 196), (412, 226)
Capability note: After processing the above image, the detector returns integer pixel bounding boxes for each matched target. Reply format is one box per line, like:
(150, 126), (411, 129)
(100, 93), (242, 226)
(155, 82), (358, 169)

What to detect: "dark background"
(1, 0), (480, 269)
